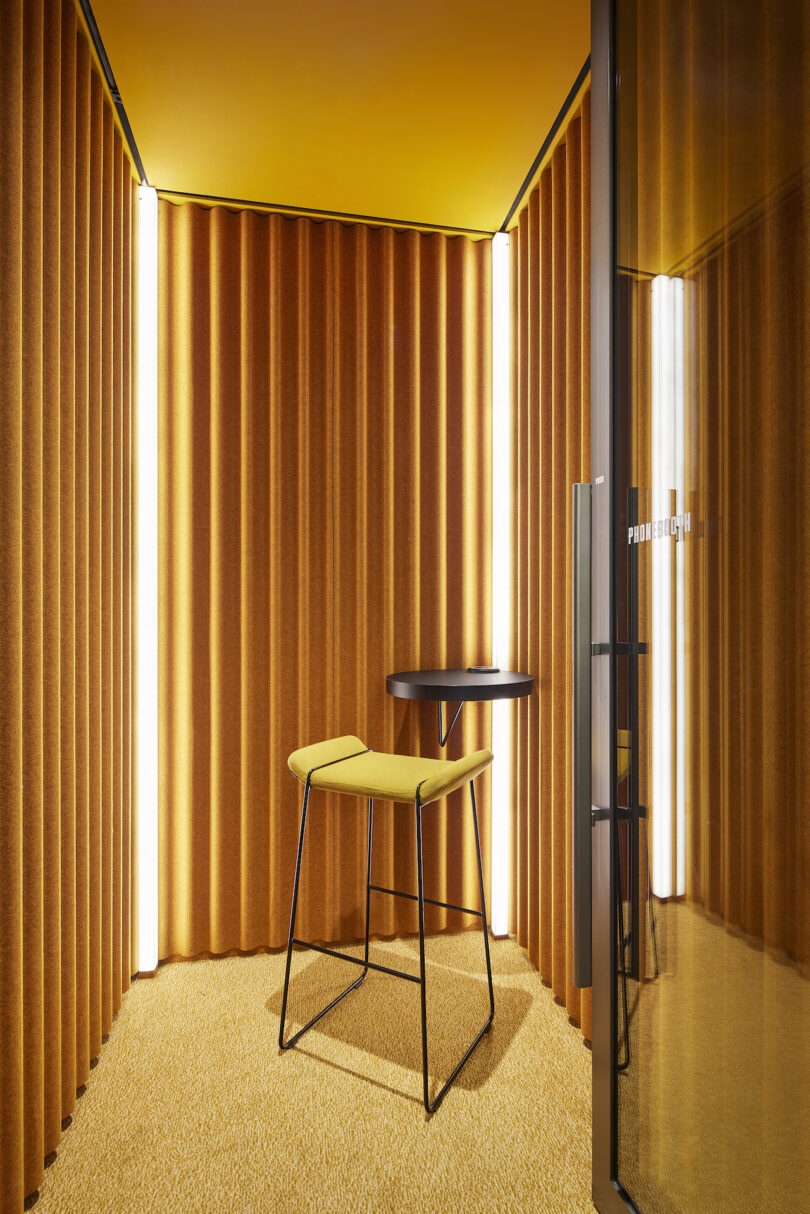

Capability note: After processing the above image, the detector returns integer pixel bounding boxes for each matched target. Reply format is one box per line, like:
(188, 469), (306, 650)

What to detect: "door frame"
(590, 0), (637, 1208)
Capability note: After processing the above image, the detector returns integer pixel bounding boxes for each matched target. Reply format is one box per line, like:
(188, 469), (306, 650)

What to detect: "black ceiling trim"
(76, 0), (148, 183)
(616, 264), (658, 280)
(499, 54), (591, 232)
(156, 188), (496, 238)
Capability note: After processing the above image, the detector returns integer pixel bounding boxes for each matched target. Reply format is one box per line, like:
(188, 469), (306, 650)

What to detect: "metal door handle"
(572, 483), (592, 988)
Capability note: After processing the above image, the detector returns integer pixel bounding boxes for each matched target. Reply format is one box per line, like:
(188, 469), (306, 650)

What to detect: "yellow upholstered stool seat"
(287, 734), (493, 804)
(279, 733), (496, 1114)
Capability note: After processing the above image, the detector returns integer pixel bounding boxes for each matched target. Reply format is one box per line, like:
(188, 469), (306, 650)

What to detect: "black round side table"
(386, 668), (534, 746)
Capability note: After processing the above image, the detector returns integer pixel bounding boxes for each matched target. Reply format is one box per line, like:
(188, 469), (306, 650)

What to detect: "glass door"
(590, 0), (810, 1209)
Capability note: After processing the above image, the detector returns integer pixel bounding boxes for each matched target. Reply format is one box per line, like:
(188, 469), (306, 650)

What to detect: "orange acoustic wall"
(0, 2), (137, 1210)
(510, 94), (592, 1040)
(684, 183), (810, 968)
(624, 0), (810, 971)
(158, 203), (492, 960)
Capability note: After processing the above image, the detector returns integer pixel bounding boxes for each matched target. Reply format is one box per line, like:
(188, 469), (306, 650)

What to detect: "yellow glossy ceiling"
(88, 0), (589, 233)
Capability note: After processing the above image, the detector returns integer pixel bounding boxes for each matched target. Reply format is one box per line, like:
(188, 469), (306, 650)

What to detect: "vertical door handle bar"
(573, 483), (593, 988)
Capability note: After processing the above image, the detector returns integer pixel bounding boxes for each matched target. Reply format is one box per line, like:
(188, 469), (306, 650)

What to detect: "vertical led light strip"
(651, 275), (671, 898)
(673, 279), (686, 898)
(137, 185), (159, 972)
(490, 232), (511, 936)
(650, 274), (685, 899)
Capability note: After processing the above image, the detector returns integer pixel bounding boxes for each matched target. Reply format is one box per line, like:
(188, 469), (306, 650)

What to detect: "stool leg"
(279, 777), (312, 1049)
(414, 792), (431, 1112)
(364, 798), (374, 970)
(469, 780), (495, 1024)
(279, 782), (374, 1051)
(415, 779), (497, 1114)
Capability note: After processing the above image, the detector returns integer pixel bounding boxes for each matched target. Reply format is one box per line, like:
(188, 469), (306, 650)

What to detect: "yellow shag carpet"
(618, 900), (810, 1213)
(35, 935), (593, 1212)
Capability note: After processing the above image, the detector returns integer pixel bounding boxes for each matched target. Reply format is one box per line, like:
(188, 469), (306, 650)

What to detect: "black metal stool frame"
(278, 764), (495, 1113)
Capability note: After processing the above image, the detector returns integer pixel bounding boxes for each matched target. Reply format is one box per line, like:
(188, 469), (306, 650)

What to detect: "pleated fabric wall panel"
(0, 2), (137, 1210)
(625, 0), (810, 971)
(510, 95), (592, 1040)
(159, 205), (332, 959)
(331, 222), (492, 943)
(684, 183), (810, 968)
(158, 203), (491, 959)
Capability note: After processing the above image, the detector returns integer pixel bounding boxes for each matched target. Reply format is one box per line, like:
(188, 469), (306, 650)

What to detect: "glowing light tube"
(491, 231), (511, 936)
(674, 281), (686, 898)
(137, 185), (159, 973)
(650, 274), (685, 899)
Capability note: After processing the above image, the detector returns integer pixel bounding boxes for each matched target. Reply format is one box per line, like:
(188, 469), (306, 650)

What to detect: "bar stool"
(278, 734), (495, 1113)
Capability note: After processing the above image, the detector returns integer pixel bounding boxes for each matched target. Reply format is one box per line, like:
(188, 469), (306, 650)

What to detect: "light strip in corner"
(490, 231), (511, 937)
(137, 185), (159, 974)
(650, 273), (685, 900)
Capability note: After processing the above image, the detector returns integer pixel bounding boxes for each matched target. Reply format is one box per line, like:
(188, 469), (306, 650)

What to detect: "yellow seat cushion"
(288, 736), (493, 806)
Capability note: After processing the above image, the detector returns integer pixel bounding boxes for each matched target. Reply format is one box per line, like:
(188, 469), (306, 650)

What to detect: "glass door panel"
(610, 0), (810, 1209)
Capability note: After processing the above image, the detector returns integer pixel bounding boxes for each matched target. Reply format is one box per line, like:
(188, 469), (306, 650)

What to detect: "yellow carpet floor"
(618, 901), (810, 1214)
(36, 935), (593, 1213)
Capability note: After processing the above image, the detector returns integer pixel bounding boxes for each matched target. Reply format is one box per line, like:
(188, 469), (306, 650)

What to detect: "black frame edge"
(155, 188), (495, 238)
(499, 54), (592, 232)
(591, 0), (630, 1209)
(75, 0), (148, 183)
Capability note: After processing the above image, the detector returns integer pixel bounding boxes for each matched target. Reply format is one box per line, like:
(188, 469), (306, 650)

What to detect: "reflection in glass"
(614, 0), (810, 1209)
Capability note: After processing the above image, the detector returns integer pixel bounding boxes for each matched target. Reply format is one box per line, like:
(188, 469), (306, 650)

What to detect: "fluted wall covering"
(0, 2), (137, 1210)
(683, 182), (810, 966)
(510, 94), (592, 1040)
(158, 202), (492, 959)
(624, 0), (810, 970)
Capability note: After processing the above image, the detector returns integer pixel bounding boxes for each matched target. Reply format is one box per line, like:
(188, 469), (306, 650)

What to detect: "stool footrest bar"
(369, 884), (482, 918)
(292, 938), (421, 984)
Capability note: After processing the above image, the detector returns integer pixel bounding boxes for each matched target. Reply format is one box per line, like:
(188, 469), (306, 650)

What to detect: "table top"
(386, 668), (534, 702)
